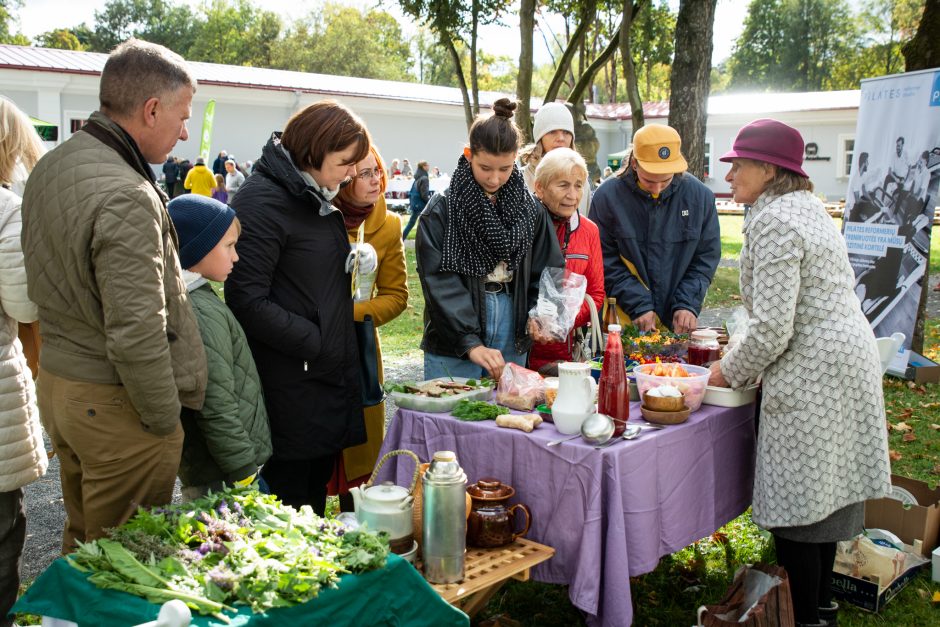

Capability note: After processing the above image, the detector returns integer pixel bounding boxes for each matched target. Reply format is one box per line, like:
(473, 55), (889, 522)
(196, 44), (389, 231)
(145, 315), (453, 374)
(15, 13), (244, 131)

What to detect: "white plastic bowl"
(633, 363), (710, 411)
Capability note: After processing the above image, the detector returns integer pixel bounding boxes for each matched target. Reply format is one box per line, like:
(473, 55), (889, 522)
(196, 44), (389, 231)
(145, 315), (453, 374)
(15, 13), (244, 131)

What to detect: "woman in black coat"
(226, 101), (371, 515)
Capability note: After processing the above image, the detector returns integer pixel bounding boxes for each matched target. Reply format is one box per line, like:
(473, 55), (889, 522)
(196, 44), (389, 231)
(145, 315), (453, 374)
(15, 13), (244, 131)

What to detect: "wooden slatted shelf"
(416, 537), (555, 617)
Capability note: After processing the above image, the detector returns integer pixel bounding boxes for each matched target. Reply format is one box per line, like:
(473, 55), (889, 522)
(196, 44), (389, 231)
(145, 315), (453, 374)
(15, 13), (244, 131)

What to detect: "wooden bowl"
(642, 393), (686, 412)
(640, 405), (691, 425)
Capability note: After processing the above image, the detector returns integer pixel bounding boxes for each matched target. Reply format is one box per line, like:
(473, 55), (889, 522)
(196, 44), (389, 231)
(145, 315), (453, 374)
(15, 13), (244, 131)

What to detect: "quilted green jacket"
(179, 282), (272, 487)
(21, 112), (207, 435)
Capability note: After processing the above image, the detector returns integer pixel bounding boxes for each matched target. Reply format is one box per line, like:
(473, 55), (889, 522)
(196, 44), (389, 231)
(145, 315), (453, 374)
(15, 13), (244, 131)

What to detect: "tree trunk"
(902, 0), (940, 353)
(568, 23), (621, 105)
(902, 0), (940, 71)
(620, 0), (645, 134)
(470, 0), (480, 116)
(443, 34), (474, 130)
(544, 0), (597, 103)
(517, 0), (536, 142)
(667, 0), (717, 182)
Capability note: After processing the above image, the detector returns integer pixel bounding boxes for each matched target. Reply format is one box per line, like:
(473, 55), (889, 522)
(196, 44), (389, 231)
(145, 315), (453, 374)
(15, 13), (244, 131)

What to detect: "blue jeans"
(402, 207), (421, 240)
(424, 291), (527, 379)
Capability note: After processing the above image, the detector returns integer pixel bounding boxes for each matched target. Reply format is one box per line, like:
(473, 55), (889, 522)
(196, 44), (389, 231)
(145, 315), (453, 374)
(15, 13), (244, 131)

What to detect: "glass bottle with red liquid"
(598, 324), (630, 437)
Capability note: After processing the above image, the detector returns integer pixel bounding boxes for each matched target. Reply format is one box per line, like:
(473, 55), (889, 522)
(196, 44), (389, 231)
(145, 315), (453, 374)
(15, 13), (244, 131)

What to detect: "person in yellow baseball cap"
(589, 123), (720, 334)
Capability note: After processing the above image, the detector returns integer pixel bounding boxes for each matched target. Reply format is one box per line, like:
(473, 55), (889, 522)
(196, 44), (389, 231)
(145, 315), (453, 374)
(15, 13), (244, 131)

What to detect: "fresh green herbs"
(451, 400), (510, 421)
(65, 488), (389, 619)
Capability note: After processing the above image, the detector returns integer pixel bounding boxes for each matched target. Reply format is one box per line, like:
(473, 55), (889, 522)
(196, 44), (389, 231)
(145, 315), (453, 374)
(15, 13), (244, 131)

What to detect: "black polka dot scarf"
(441, 155), (537, 277)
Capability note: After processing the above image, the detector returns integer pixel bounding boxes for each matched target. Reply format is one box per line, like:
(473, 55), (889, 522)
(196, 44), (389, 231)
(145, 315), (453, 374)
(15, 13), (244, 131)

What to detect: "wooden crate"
(417, 537), (555, 618)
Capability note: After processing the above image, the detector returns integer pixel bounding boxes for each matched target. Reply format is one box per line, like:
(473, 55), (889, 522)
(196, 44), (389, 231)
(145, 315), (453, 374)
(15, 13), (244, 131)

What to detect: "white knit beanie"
(533, 102), (575, 146)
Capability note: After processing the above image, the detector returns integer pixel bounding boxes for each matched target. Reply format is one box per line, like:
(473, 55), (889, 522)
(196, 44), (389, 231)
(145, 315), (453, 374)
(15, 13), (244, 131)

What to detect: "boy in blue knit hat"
(167, 195), (272, 500)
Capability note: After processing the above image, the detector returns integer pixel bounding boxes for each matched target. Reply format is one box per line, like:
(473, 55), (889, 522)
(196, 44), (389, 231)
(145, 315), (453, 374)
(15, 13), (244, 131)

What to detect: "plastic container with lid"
(686, 329), (721, 367)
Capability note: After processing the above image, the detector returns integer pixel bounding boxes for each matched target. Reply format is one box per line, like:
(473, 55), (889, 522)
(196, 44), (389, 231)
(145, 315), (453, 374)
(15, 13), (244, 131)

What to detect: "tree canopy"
(725, 0), (924, 92)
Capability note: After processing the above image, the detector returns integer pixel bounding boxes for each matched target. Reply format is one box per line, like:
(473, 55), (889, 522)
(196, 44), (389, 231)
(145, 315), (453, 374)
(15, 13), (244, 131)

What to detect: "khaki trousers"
(37, 368), (183, 552)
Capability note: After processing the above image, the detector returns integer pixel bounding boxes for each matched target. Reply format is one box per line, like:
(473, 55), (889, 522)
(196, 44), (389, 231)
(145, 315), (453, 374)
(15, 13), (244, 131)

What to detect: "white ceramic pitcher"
(551, 362), (597, 434)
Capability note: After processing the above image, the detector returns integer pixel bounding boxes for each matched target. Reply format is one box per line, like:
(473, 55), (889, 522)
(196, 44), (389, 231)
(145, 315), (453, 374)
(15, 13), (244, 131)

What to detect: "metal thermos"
(422, 450), (467, 583)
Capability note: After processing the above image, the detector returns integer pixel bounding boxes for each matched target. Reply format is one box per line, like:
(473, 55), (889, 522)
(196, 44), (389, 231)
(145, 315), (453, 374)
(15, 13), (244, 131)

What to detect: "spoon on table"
(593, 425), (642, 449)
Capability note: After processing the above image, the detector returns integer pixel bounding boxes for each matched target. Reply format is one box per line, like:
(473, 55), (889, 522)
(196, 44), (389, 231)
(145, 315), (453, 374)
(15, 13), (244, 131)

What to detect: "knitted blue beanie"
(167, 195), (236, 269)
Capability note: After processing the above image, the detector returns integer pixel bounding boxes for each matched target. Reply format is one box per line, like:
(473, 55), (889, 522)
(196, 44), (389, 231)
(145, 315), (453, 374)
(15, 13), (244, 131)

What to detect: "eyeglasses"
(355, 168), (383, 181)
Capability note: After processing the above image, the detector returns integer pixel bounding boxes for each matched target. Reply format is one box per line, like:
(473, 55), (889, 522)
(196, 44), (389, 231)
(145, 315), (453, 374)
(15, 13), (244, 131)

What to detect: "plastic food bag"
(496, 362), (545, 411)
(724, 306), (749, 352)
(528, 267), (588, 342)
(697, 564), (795, 627)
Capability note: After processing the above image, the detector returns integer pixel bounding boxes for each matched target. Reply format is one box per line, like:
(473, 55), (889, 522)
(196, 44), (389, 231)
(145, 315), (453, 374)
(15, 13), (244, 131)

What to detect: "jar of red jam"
(686, 329), (721, 366)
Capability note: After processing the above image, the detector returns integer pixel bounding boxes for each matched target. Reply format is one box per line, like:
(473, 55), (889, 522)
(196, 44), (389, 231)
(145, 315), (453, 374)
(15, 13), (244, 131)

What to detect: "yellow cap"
(632, 124), (688, 175)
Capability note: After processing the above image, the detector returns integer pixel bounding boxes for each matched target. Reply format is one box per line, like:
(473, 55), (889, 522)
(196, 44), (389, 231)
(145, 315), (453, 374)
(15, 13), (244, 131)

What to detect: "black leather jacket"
(415, 189), (564, 358)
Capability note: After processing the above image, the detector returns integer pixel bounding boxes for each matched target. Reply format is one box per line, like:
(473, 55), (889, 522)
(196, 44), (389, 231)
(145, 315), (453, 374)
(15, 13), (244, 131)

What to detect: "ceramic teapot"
(350, 449), (420, 553)
(466, 478), (531, 548)
(552, 362), (597, 434)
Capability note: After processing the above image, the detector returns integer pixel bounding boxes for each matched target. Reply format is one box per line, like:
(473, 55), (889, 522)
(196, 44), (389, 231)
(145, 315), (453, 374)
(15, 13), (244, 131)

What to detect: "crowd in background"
(0, 35), (893, 627)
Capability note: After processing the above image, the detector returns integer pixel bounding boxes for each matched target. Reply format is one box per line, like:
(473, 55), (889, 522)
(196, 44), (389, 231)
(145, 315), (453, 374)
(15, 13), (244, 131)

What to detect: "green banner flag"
(198, 99), (216, 162)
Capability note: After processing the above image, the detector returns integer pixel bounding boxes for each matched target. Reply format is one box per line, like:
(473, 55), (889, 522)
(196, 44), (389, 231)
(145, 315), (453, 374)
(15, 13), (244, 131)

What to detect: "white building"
(0, 44), (862, 200)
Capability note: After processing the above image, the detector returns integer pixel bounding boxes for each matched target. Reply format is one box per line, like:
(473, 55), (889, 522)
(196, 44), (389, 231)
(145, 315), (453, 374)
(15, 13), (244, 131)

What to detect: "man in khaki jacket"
(22, 39), (208, 551)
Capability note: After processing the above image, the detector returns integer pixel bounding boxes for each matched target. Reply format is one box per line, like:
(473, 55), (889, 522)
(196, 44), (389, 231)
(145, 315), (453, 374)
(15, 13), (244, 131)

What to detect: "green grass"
(379, 245), (423, 361)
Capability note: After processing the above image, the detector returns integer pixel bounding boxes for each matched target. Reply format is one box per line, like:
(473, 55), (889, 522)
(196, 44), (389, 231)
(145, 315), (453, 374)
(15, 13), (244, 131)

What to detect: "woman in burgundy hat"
(707, 119), (891, 627)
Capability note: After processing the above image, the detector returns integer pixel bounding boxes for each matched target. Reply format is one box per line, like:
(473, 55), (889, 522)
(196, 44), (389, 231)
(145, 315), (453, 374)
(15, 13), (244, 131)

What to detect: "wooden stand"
(418, 538), (555, 618)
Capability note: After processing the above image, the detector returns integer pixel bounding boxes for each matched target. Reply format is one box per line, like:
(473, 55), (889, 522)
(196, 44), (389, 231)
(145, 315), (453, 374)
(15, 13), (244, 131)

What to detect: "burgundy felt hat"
(719, 118), (808, 178)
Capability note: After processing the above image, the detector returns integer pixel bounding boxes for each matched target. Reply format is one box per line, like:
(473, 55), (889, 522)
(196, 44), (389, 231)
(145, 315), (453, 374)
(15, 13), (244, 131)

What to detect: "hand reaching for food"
(468, 345), (505, 380)
(632, 311), (657, 332)
(672, 309), (697, 335)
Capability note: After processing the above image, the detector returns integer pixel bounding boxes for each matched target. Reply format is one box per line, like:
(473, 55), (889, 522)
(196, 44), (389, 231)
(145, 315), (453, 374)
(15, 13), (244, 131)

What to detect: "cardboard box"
(865, 475), (940, 557)
(887, 350), (940, 384)
(830, 558), (926, 612)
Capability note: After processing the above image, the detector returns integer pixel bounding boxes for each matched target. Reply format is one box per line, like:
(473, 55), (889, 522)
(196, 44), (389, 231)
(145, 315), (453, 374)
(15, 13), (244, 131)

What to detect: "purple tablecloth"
(376, 402), (756, 627)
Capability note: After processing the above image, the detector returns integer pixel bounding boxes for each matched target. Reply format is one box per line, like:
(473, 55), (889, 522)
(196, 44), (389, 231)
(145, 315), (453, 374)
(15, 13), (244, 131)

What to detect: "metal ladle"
(546, 413), (615, 447)
(579, 413), (616, 445)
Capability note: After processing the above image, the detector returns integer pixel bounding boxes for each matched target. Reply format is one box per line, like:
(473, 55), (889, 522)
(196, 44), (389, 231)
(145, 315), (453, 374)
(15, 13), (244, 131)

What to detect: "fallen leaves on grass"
(902, 433), (917, 442)
(932, 465), (940, 476)
(930, 424), (940, 431)
(890, 421), (914, 432)
(889, 450), (903, 461)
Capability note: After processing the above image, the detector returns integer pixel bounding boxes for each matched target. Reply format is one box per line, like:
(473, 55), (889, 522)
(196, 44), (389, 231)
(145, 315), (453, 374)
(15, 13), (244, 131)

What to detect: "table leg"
(457, 580), (509, 618)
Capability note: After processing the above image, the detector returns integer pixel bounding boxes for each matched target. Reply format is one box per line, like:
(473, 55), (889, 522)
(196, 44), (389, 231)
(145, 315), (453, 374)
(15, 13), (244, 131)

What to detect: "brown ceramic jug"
(466, 478), (531, 548)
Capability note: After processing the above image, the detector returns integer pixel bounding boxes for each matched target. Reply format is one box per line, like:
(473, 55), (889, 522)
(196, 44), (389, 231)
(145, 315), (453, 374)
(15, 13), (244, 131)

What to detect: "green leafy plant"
(66, 488), (389, 618)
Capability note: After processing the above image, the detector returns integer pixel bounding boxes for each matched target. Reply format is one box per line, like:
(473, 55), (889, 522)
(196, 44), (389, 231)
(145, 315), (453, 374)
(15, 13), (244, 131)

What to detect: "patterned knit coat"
(720, 190), (890, 529)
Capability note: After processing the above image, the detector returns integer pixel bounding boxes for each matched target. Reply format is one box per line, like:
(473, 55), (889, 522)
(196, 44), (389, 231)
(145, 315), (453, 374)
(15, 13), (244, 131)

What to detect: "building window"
(703, 139), (712, 180)
(63, 111), (92, 138)
(837, 134), (855, 179)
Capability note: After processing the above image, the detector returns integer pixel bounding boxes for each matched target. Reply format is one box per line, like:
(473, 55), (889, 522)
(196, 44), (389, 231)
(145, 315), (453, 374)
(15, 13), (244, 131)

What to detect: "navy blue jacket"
(590, 170), (720, 330)
(409, 167), (430, 214)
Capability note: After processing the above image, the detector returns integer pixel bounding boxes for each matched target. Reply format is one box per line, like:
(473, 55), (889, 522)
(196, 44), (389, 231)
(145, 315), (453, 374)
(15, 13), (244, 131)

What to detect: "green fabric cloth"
(13, 555), (468, 627)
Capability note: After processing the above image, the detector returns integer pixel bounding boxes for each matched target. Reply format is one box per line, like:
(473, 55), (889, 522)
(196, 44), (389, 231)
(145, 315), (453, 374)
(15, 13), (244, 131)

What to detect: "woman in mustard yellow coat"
(328, 146), (408, 510)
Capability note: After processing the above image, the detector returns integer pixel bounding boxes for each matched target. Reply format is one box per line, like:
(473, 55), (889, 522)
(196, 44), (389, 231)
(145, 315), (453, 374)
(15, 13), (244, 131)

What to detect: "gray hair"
(534, 147), (587, 187)
(99, 39), (196, 119)
(738, 158), (814, 197)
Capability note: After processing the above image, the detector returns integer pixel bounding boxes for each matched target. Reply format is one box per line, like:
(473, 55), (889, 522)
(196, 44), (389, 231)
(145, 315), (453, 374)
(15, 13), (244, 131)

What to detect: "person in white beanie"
(519, 101), (592, 216)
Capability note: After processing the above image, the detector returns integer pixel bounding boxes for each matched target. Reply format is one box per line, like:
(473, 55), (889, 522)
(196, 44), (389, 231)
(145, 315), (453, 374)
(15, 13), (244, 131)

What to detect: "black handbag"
(355, 315), (385, 407)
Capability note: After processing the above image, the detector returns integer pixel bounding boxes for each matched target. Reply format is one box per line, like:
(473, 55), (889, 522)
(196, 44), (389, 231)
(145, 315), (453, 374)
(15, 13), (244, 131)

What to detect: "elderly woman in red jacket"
(528, 148), (605, 373)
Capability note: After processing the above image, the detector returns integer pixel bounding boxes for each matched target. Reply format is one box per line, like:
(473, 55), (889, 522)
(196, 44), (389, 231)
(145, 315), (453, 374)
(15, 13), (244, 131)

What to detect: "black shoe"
(818, 601), (838, 626)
